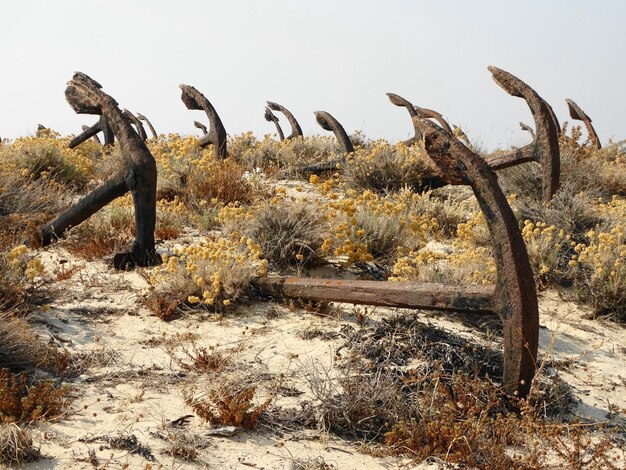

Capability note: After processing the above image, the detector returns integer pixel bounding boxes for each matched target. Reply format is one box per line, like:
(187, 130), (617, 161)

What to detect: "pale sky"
(1, 1), (624, 149)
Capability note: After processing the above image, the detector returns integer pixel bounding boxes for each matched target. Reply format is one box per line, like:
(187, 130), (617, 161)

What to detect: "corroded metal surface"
(264, 106), (285, 141)
(486, 66), (560, 203)
(416, 107), (453, 133)
(81, 125), (101, 144)
(519, 122), (535, 138)
(255, 277), (494, 313)
(39, 73), (160, 269)
(193, 120), (208, 135)
(566, 99), (601, 149)
(137, 113), (158, 140)
(314, 111), (354, 153)
(386, 92), (421, 146)
(266, 101), (302, 140)
(544, 99), (561, 136)
(180, 85), (228, 158)
(69, 115), (114, 148)
(123, 109), (148, 141)
(415, 117), (539, 398)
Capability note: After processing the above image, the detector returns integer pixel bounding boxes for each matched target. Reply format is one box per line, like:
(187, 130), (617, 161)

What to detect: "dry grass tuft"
(175, 341), (237, 374)
(0, 171), (72, 254)
(297, 313), (623, 468)
(0, 424), (40, 465)
(187, 158), (259, 205)
(160, 430), (204, 461)
(63, 211), (133, 261)
(0, 310), (51, 372)
(223, 199), (327, 269)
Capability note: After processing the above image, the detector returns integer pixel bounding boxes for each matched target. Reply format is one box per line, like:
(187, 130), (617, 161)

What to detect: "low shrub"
(573, 214), (626, 321)
(344, 141), (434, 192)
(0, 245), (46, 310)
(0, 135), (97, 190)
(183, 376), (274, 430)
(146, 236), (267, 319)
(0, 310), (51, 372)
(321, 188), (440, 267)
(221, 198), (327, 268)
(0, 369), (72, 424)
(64, 210), (133, 261)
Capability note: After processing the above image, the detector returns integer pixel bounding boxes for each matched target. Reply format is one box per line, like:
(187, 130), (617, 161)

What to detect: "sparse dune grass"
(63, 206), (134, 261)
(303, 313), (618, 468)
(0, 309), (52, 372)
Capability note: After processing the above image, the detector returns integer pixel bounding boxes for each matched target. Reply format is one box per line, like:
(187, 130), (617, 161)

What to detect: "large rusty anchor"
(416, 117), (539, 398)
(255, 119), (539, 397)
(264, 106), (285, 141)
(314, 111), (354, 154)
(298, 111), (354, 174)
(386, 93), (453, 145)
(388, 67), (561, 202)
(485, 66), (560, 203)
(266, 101), (303, 140)
(180, 85), (228, 159)
(37, 72), (160, 270)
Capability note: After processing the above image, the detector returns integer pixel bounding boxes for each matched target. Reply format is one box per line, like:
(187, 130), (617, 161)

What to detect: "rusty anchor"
(264, 106), (285, 141)
(254, 118), (539, 397)
(180, 85), (228, 159)
(566, 99), (601, 149)
(37, 72), (160, 269)
(266, 101), (303, 140)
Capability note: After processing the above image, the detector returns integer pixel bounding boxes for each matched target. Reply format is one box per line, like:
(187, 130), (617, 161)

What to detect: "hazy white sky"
(1, 1), (624, 149)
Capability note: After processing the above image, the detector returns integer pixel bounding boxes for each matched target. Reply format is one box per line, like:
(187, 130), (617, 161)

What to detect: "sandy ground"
(14, 238), (626, 469)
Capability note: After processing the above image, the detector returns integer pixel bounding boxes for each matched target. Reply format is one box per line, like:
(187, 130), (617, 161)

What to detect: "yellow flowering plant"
(0, 135), (98, 190)
(1, 245), (46, 309)
(219, 196), (327, 268)
(344, 140), (434, 192)
(574, 208), (626, 319)
(146, 236), (267, 319)
(521, 220), (573, 288)
(320, 187), (440, 266)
